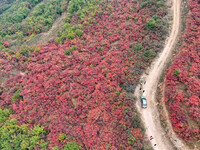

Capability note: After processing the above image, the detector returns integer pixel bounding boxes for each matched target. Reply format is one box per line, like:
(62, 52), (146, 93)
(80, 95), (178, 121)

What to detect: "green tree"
(146, 19), (156, 29)
(11, 89), (22, 102)
(143, 50), (155, 58)
(63, 142), (81, 150)
(15, 32), (24, 41)
(75, 29), (83, 37)
(67, 31), (75, 40)
(0, 108), (48, 150)
(55, 37), (61, 43)
(173, 69), (180, 76)
(135, 43), (143, 51)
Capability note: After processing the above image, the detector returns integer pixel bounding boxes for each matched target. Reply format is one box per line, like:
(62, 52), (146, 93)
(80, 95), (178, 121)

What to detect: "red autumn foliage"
(131, 128), (143, 139)
(3, 41), (10, 47)
(164, 0), (200, 143)
(0, 0), (167, 149)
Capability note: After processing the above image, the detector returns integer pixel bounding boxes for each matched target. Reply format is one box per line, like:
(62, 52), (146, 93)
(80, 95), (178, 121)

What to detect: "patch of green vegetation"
(0, 0), (68, 47)
(147, 19), (156, 29)
(116, 91), (120, 96)
(65, 49), (72, 55)
(98, 47), (103, 51)
(57, 0), (101, 43)
(146, 15), (161, 29)
(63, 142), (81, 150)
(65, 46), (77, 55)
(143, 50), (155, 58)
(140, 0), (164, 9)
(172, 69), (180, 76)
(71, 46), (77, 50)
(52, 147), (60, 150)
(0, 108), (48, 150)
(55, 37), (61, 44)
(140, 0), (155, 9)
(58, 133), (66, 140)
(135, 43), (143, 51)
(156, 1), (165, 8)
(75, 29), (83, 37)
(20, 45), (40, 56)
(67, 31), (75, 40)
(11, 89), (22, 102)
(0, 108), (11, 124)
(52, 142), (81, 150)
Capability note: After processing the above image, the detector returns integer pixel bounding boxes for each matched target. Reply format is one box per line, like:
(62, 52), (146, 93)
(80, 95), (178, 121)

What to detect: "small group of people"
(150, 136), (156, 147)
(139, 81), (146, 93)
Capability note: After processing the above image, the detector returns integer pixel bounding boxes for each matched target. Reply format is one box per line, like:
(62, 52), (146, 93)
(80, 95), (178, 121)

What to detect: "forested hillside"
(0, 0), (68, 49)
(164, 0), (200, 148)
(0, 0), (168, 149)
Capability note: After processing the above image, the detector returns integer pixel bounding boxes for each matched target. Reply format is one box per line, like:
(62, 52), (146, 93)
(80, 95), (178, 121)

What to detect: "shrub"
(98, 11), (103, 16)
(11, 89), (22, 102)
(77, 24), (83, 29)
(20, 47), (30, 56)
(132, 118), (141, 128)
(65, 46), (77, 55)
(143, 50), (155, 58)
(75, 29), (83, 37)
(57, 31), (61, 37)
(116, 91), (120, 96)
(67, 31), (75, 40)
(146, 19), (156, 29)
(98, 47), (103, 51)
(140, 0), (154, 9)
(2, 48), (10, 52)
(55, 37), (61, 43)
(71, 46), (77, 50)
(0, 108), (12, 124)
(35, 47), (40, 52)
(156, 1), (165, 8)
(15, 52), (21, 59)
(52, 142), (81, 150)
(61, 33), (67, 42)
(40, 142), (48, 149)
(63, 142), (81, 150)
(147, 16), (161, 29)
(135, 43), (143, 51)
(32, 125), (47, 136)
(0, 44), (4, 50)
(52, 146), (60, 150)
(172, 69), (180, 76)
(63, 23), (71, 30)
(58, 134), (66, 140)
(152, 15), (161, 24)
(65, 49), (72, 55)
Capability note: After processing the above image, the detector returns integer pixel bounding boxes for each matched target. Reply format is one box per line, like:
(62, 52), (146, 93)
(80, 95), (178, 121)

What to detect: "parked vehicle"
(141, 96), (147, 108)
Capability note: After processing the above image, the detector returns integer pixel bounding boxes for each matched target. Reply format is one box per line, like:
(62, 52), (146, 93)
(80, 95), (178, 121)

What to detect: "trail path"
(24, 12), (66, 46)
(134, 0), (189, 150)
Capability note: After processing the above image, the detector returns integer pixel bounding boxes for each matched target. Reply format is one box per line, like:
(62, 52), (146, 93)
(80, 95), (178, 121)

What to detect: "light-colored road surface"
(134, 0), (189, 150)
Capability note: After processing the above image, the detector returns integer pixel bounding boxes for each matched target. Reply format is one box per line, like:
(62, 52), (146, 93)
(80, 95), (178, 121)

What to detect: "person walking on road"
(150, 136), (154, 140)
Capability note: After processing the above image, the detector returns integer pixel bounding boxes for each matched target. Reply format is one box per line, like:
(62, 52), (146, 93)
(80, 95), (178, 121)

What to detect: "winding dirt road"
(134, 0), (189, 150)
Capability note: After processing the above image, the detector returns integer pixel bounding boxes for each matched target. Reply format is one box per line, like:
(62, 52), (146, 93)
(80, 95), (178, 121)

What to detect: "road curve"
(134, 0), (188, 150)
